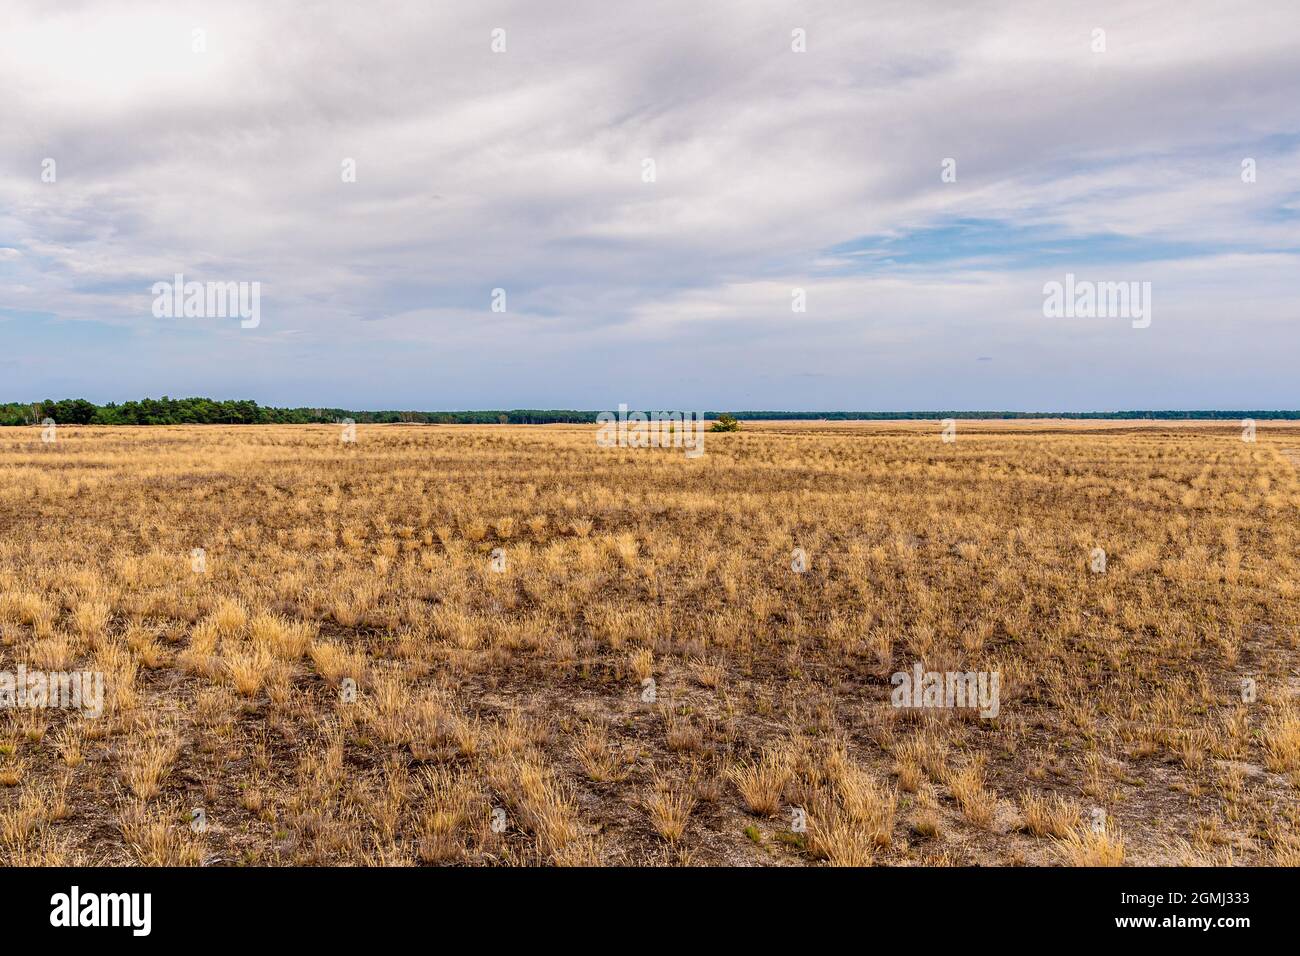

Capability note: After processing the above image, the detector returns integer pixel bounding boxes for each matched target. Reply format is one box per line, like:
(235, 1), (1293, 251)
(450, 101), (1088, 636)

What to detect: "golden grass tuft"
(731, 747), (791, 817)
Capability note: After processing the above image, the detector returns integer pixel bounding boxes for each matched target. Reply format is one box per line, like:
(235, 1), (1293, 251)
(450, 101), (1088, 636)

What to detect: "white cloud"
(0, 0), (1297, 407)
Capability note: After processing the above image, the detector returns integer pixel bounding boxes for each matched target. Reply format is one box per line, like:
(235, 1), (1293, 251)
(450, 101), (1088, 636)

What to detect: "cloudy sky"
(2, 0), (1298, 411)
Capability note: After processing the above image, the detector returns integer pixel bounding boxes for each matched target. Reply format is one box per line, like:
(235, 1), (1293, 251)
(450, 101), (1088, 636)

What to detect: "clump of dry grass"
(646, 776), (696, 843)
(55, 721), (85, 767)
(803, 747), (898, 865)
(251, 613), (313, 659)
(731, 746), (791, 816)
(663, 708), (706, 753)
(629, 647), (654, 681)
(553, 836), (605, 866)
(892, 742), (925, 793)
(0, 777), (69, 849)
(416, 767), (482, 863)
(910, 787), (940, 840)
(210, 599), (249, 638)
(1262, 705), (1300, 774)
(118, 801), (206, 866)
(1056, 821), (1126, 866)
(178, 619), (221, 677)
(500, 757), (580, 858)
(948, 758), (997, 829)
(1019, 790), (1080, 838)
(691, 657), (725, 689)
(72, 600), (111, 639)
(28, 635), (72, 670)
(126, 625), (167, 669)
(223, 645), (276, 697)
(572, 723), (630, 782)
(309, 640), (365, 685)
(807, 805), (877, 866)
(121, 727), (179, 800)
(0, 592), (49, 628)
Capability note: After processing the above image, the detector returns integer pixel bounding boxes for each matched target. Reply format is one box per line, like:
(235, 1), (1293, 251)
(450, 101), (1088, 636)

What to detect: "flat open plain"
(1, 420), (1297, 865)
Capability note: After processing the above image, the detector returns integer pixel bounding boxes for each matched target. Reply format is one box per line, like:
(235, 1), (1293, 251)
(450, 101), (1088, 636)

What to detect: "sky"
(1, 0), (1298, 411)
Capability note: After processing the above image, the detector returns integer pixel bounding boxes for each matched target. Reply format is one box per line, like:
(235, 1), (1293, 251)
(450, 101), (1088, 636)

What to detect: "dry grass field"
(2, 420), (1299, 866)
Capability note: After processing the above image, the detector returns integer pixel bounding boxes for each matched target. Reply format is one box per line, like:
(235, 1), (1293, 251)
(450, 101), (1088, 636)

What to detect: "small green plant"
(710, 413), (740, 433)
(744, 825), (762, 843)
(774, 829), (805, 848)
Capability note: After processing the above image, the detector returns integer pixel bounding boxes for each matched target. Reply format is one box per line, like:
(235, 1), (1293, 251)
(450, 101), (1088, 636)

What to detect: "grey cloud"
(0, 0), (1297, 407)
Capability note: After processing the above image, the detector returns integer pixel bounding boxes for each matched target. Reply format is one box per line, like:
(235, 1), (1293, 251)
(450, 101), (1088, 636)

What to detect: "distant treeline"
(2, 398), (1298, 426)
(728, 410), (1300, 421)
(0, 398), (601, 426)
